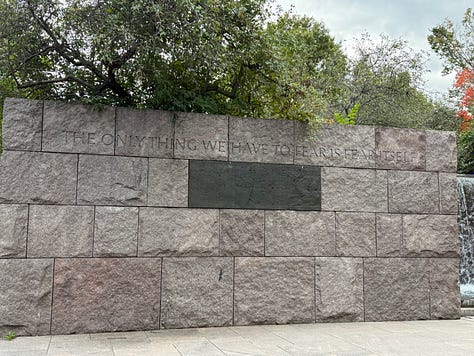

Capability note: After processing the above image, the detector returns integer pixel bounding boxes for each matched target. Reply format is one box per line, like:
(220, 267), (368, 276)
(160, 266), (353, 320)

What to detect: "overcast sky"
(275, 0), (471, 96)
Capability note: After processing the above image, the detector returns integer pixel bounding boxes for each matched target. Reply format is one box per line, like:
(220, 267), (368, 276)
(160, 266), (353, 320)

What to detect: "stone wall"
(0, 98), (460, 336)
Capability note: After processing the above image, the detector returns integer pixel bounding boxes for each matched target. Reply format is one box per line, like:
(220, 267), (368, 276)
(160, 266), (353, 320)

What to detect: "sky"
(275, 0), (472, 96)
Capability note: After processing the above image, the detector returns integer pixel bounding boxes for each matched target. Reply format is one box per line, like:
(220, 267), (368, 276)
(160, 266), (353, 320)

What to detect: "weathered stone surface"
(375, 127), (426, 170)
(402, 214), (459, 257)
(43, 101), (115, 154)
(426, 130), (457, 172)
(364, 258), (430, 321)
(265, 211), (335, 256)
(322, 167), (387, 212)
(2, 98), (43, 151)
(295, 122), (376, 168)
(220, 210), (264, 256)
(0, 151), (77, 204)
(388, 170), (439, 213)
(0, 204), (28, 258)
(189, 160), (321, 210)
(335, 212), (376, 257)
(234, 257), (315, 325)
(28, 205), (94, 257)
(138, 208), (219, 256)
(229, 117), (294, 164)
(376, 214), (402, 257)
(116, 107), (174, 158)
(174, 112), (228, 160)
(161, 257), (233, 328)
(439, 173), (458, 214)
(315, 258), (364, 322)
(148, 158), (188, 207)
(0, 259), (53, 336)
(51, 258), (161, 334)
(94, 207), (138, 257)
(77, 155), (148, 206)
(429, 258), (461, 319)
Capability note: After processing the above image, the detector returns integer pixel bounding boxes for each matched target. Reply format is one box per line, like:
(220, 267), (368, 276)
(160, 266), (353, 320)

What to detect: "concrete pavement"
(1, 317), (474, 356)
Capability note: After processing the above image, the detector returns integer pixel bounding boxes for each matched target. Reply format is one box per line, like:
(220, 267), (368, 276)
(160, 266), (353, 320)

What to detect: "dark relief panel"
(189, 160), (321, 210)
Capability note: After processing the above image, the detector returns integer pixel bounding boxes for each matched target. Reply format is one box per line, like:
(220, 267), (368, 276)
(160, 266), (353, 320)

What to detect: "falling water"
(458, 176), (474, 300)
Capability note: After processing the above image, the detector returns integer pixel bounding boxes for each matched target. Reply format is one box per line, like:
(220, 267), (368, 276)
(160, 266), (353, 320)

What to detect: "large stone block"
(315, 258), (364, 322)
(77, 155), (148, 206)
(138, 208), (219, 256)
(28, 205), (94, 257)
(219, 210), (264, 256)
(439, 173), (458, 214)
(174, 112), (228, 160)
(2, 98), (43, 151)
(402, 214), (459, 257)
(161, 257), (233, 328)
(265, 211), (335, 256)
(429, 258), (461, 319)
(51, 258), (161, 334)
(0, 259), (53, 336)
(0, 151), (77, 204)
(364, 258), (430, 321)
(375, 127), (426, 170)
(42, 101), (115, 154)
(147, 158), (188, 207)
(426, 130), (457, 172)
(0, 204), (28, 258)
(94, 207), (138, 257)
(234, 257), (315, 325)
(229, 117), (294, 164)
(376, 213), (402, 257)
(335, 212), (376, 257)
(321, 167), (387, 212)
(115, 107), (174, 158)
(295, 122), (376, 168)
(189, 160), (321, 210)
(388, 170), (439, 213)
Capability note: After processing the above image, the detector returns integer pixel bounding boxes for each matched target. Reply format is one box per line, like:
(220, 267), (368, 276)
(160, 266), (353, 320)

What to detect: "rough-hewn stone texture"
(295, 122), (376, 168)
(335, 212), (376, 257)
(315, 258), (364, 322)
(189, 160), (321, 210)
(439, 173), (458, 214)
(51, 258), (161, 334)
(161, 257), (233, 328)
(429, 258), (461, 319)
(322, 167), (387, 212)
(426, 130), (457, 172)
(116, 107), (174, 158)
(77, 155), (148, 206)
(375, 127), (426, 170)
(229, 117), (294, 164)
(0, 259), (53, 336)
(376, 214), (402, 257)
(28, 205), (94, 257)
(234, 257), (315, 325)
(94, 207), (138, 257)
(147, 158), (188, 207)
(219, 210), (264, 256)
(388, 170), (439, 213)
(402, 214), (459, 257)
(138, 208), (219, 256)
(174, 112), (228, 160)
(0, 151), (77, 204)
(0, 204), (28, 258)
(364, 258), (430, 321)
(2, 98), (43, 151)
(43, 101), (115, 154)
(265, 211), (335, 256)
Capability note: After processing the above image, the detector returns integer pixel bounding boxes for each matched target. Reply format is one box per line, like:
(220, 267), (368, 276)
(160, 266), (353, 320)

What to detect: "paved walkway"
(2, 317), (474, 356)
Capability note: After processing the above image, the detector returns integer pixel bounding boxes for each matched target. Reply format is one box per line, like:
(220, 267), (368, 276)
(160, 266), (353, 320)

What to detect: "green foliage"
(4, 331), (16, 341)
(458, 129), (474, 174)
(333, 103), (359, 125)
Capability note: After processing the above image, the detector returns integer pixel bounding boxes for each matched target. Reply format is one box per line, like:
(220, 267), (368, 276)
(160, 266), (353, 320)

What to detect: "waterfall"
(458, 175), (474, 300)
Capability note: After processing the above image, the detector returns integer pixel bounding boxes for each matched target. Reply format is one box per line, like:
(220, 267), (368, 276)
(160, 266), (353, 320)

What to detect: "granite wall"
(0, 98), (460, 336)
